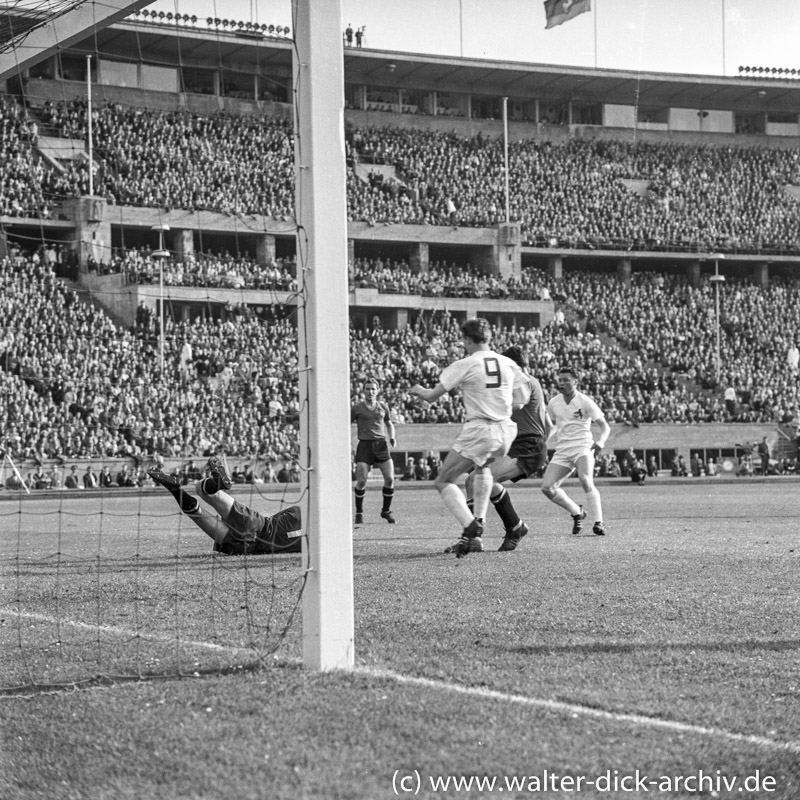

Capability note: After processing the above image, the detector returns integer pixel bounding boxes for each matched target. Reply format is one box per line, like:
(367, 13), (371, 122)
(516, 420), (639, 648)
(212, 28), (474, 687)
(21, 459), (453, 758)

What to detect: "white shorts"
(452, 418), (517, 468)
(548, 443), (594, 470)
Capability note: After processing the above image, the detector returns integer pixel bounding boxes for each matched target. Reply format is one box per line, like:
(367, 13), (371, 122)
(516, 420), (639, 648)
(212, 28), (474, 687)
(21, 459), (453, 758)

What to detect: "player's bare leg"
(541, 461), (586, 534)
(434, 449), (484, 556)
(191, 478), (240, 545)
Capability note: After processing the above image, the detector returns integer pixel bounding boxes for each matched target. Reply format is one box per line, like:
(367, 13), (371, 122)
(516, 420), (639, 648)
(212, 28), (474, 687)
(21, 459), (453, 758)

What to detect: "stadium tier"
(2, 21), (800, 480)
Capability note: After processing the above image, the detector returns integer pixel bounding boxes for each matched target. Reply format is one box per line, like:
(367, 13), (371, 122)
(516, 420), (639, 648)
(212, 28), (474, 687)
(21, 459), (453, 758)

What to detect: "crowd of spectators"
(3, 250), (800, 471)
(562, 269), (800, 423)
(5, 94), (800, 256)
(350, 257), (550, 300)
(0, 255), (303, 465)
(109, 245), (297, 291)
(0, 94), (89, 219)
(347, 127), (800, 255)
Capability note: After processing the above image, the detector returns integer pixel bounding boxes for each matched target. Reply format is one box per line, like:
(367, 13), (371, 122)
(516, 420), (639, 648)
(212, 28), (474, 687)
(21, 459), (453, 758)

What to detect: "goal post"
(293, 0), (355, 670)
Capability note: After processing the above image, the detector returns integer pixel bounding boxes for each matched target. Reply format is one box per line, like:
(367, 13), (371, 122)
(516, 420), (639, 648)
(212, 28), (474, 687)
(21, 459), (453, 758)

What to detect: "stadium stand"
(5, 94), (800, 255)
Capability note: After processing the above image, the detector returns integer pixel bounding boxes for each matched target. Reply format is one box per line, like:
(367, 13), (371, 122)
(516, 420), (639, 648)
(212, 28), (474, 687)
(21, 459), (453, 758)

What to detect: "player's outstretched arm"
(410, 383), (447, 403)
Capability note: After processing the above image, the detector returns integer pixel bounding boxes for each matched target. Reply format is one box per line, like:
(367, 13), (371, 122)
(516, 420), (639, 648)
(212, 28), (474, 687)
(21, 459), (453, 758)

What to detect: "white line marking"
(5, 609), (799, 754)
(357, 666), (800, 755)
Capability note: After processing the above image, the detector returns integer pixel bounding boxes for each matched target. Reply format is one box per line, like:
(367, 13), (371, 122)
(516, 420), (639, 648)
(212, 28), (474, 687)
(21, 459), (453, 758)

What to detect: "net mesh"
(0, 1), (310, 695)
(0, 0), (90, 54)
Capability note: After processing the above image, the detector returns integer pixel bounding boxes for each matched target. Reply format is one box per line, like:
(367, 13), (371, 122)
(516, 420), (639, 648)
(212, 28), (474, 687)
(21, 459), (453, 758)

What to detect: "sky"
(143, 0), (800, 77)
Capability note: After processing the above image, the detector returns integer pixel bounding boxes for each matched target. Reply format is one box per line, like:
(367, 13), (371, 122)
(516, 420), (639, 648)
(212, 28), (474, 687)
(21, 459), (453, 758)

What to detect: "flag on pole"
(544, 0), (591, 29)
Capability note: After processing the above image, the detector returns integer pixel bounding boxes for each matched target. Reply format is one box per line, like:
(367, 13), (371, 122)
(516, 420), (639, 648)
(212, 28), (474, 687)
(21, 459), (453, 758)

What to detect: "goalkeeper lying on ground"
(148, 458), (302, 554)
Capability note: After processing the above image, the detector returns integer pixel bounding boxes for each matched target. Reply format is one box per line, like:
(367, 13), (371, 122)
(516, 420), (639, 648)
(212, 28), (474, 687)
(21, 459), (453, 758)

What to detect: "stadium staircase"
(60, 275), (131, 330)
(773, 424), (798, 462)
(35, 135), (86, 171)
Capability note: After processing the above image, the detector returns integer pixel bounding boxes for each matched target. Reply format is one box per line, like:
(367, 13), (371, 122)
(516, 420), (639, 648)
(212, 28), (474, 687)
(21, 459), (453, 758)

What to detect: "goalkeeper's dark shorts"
(215, 504), (303, 555)
(507, 434), (548, 481)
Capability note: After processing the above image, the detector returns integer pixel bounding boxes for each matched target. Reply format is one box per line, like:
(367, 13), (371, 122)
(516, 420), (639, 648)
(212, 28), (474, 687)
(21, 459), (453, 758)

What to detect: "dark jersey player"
(455, 345), (551, 552)
(350, 379), (397, 525)
(148, 458), (302, 554)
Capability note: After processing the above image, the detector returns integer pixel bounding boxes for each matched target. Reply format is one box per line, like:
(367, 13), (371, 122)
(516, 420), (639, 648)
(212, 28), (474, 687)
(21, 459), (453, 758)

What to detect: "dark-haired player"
(411, 318), (530, 558)
(452, 345), (550, 552)
(148, 457), (302, 554)
(351, 378), (397, 525)
(541, 366), (610, 536)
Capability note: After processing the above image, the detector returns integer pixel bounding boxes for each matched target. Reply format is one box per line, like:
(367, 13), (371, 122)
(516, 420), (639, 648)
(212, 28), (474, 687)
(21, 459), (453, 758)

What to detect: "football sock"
(164, 482), (200, 514)
(183, 500), (201, 516)
(201, 476), (219, 496)
(471, 470), (493, 524)
(439, 483), (474, 528)
(381, 486), (394, 512)
(354, 487), (366, 513)
(491, 486), (520, 531)
(585, 487), (603, 524)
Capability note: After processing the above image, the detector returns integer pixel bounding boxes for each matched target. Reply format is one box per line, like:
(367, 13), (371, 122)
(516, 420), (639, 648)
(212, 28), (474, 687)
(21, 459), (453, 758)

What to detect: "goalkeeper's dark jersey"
(351, 400), (391, 440)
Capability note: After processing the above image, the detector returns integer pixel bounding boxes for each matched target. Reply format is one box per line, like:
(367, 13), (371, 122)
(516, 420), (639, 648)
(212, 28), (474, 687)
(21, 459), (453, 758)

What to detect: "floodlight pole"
(151, 224), (170, 376)
(294, 0), (355, 670)
(86, 55), (93, 197)
(502, 96), (510, 224)
(709, 255), (726, 386)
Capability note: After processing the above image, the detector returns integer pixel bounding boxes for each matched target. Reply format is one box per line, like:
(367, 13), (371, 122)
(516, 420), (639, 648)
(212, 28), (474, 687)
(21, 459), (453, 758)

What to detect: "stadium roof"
(7, 15), (800, 115)
(341, 50), (800, 115)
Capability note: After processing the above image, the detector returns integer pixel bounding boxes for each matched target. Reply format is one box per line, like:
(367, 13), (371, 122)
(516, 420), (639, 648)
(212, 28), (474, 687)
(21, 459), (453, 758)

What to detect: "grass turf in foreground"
(1, 480), (799, 799)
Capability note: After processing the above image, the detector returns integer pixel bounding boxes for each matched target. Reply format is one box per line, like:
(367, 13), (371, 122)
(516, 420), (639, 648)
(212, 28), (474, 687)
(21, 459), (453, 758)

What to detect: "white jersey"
(439, 351), (528, 422)
(547, 390), (605, 451)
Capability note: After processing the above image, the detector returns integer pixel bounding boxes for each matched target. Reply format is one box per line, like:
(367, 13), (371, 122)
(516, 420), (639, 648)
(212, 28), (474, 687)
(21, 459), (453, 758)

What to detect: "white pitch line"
(358, 666), (800, 755)
(5, 609), (799, 754)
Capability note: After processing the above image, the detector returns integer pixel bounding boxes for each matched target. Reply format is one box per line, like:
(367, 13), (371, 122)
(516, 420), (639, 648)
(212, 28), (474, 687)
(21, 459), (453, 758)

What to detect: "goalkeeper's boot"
(453, 519), (484, 559)
(380, 510), (396, 524)
(354, 512), (364, 525)
(498, 521), (529, 552)
(571, 507), (586, 535)
(204, 456), (232, 494)
(148, 466), (180, 491)
(592, 521), (606, 537)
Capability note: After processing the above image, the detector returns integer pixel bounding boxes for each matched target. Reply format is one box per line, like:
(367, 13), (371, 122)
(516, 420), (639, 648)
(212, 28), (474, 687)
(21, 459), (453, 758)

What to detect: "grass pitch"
(2, 479), (799, 799)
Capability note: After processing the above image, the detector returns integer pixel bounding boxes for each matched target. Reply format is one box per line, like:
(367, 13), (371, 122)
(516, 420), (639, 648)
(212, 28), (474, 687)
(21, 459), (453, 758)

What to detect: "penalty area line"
(357, 665), (800, 756)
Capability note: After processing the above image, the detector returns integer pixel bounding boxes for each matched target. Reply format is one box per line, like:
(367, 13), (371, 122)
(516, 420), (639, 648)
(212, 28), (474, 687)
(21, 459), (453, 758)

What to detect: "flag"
(544, 0), (591, 29)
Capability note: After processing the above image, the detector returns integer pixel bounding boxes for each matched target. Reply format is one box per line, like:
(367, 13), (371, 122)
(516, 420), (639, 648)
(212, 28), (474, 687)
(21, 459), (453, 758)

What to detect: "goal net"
(0, 0), (355, 693)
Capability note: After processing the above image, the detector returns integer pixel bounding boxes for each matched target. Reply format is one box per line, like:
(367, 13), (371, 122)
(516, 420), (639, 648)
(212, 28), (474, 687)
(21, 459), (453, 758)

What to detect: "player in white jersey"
(542, 365), (611, 536)
(452, 346), (551, 553)
(411, 318), (530, 557)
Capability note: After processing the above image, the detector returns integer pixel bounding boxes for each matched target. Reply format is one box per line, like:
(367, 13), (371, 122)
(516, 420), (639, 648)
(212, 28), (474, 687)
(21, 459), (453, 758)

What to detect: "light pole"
(709, 255), (726, 386)
(151, 224), (171, 376)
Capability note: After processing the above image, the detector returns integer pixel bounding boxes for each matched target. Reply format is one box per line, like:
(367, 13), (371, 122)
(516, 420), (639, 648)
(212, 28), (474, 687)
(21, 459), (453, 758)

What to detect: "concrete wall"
(82, 272), (139, 325)
(388, 422), (783, 459)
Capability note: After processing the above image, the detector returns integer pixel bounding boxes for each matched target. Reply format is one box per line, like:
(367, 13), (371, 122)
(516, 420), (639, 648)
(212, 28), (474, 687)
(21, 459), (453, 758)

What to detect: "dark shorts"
(356, 439), (391, 466)
(507, 434), (548, 481)
(215, 504), (303, 555)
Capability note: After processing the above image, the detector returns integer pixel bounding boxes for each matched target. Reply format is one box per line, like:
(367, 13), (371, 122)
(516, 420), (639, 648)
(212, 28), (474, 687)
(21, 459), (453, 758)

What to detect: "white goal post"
(294, 0), (356, 670)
